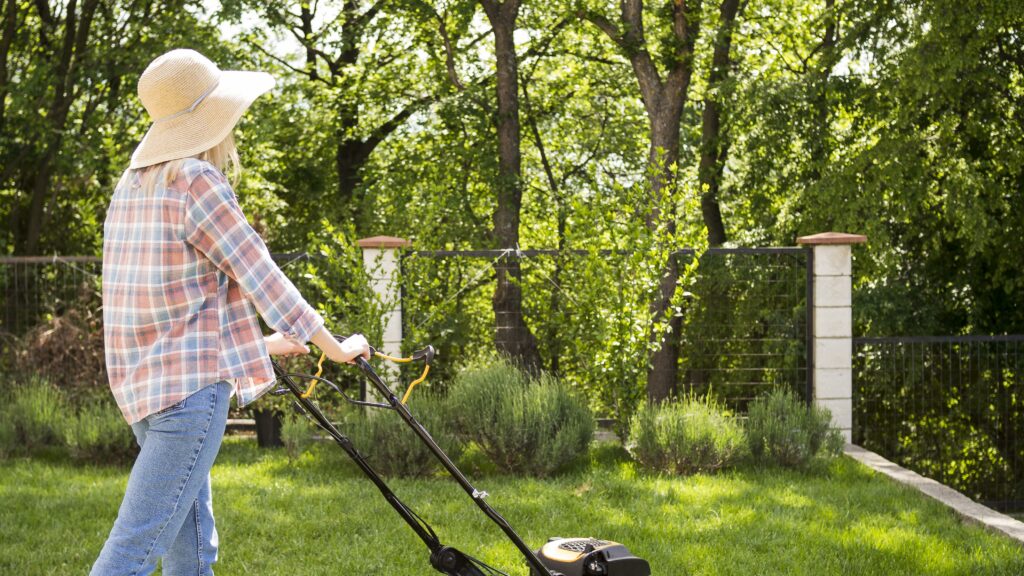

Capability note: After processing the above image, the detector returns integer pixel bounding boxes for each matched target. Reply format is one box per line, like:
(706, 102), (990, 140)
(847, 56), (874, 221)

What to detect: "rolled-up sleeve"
(184, 167), (325, 343)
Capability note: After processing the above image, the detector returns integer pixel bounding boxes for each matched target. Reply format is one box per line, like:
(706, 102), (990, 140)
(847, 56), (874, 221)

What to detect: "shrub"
(281, 410), (313, 462)
(63, 399), (137, 463)
(746, 387), (845, 468)
(0, 405), (16, 458)
(11, 284), (108, 396)
(448, 358), (593, 477)
(343, 392), (464, 478)
(8, 374), (70, 450)
(627, 393), (745, 475)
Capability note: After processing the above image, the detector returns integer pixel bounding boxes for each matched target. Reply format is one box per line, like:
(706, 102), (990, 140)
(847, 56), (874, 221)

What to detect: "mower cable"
(297, 349), (430, 405)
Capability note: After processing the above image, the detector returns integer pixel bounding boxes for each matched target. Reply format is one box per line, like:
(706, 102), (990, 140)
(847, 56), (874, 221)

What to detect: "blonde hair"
(119, 132), (242, 195)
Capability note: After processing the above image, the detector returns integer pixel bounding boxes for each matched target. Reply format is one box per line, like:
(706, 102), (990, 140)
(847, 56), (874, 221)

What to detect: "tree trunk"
(583, 0), (703, 400)
(809, 0), (837, 175)
(480, 0), (541, 373)
(697, 0), (739, 247)
(645, 110), (685, 401)
(21, 0), (98, 255)
(300, 3), (318, 81)
(20, 0), (98, 252)
(335, 135), (367, 219)
(0, 0), (19, 135)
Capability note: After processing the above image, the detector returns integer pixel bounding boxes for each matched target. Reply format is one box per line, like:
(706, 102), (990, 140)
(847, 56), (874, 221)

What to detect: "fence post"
(797, 231), (867, 442)
(356, 236), (411, 388)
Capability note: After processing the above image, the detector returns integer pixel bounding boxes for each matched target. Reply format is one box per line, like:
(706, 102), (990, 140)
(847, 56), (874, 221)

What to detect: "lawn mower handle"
(333, 332), (435, 365)
(348, 350), (557, 576)
(279, 335), (557, 576)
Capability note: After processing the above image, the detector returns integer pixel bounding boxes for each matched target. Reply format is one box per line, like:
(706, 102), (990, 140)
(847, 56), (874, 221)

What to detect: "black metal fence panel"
(854, 336), (1024, 511)
(0, 253), (355, 394)
(677, 249), (810, 410)
(399, 247), (810, 413)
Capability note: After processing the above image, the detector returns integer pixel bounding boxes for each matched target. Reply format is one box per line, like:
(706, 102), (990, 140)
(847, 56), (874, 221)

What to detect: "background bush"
(0, 404), (16, 458)
(341, 392), (463, 478)
(63, 398), (137, 463)
(627, 393), (745, 475)
(746, 387), (844, 468)
(7, 374), (70, 450)
(448, 358), (593, 477)
(10, 286), (108, 397)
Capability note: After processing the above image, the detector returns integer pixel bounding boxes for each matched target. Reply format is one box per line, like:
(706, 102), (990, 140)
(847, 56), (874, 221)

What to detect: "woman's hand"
(337, 333), (371, 364)
(310, 328), (371, 364)
(264, 332), (310, 358)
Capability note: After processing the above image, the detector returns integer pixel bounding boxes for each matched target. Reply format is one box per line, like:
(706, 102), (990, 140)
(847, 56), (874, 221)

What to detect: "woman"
(91, 49), (369, 575)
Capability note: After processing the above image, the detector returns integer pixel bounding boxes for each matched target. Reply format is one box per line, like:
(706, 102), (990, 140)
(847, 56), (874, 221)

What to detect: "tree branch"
(351, 0), (384, 30)
(437, 10), (464, 90)
(579, 10), (624, 49)
(248, 39), (333, 86)
(362, 93), (434, 152)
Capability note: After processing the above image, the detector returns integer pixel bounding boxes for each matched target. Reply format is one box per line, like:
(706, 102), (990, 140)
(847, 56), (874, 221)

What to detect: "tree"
(580, 0), (706, 400)
(1, 0), (230, 255)
(476, 0), (543, 372)
(223, 0), (437, 229)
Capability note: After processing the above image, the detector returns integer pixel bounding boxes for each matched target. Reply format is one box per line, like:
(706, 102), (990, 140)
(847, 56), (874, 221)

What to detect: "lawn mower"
(269, 333), (651, 576)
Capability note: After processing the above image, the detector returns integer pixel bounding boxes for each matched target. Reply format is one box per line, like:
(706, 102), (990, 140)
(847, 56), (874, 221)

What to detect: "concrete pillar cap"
(797, 232), (867, 245)
(356, 236), (412, 249)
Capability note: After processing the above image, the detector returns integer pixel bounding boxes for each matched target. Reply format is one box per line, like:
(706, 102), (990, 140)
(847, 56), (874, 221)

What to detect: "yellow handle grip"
(300, 351), (328, 398)
(400, 364), (430, 405)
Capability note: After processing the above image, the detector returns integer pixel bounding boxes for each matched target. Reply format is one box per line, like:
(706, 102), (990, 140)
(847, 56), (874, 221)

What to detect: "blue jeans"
(91, 381), (232, 576)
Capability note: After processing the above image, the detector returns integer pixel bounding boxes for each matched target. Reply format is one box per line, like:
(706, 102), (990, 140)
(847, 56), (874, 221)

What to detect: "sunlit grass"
(1, 438), (1021, 575)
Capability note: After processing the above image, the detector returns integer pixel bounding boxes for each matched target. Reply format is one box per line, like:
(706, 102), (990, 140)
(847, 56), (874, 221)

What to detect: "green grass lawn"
(2, 438), (1021, 575)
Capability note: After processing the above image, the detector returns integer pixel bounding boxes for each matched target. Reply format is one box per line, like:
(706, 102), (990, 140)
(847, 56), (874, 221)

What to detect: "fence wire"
(854, 336), (1024, 511)
(2, 249), (811, 417)
(399, 247), (810, 412)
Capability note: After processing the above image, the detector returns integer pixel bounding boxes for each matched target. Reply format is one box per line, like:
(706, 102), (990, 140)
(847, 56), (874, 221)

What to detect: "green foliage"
(342, 392), (463, 478)
(447, 358), (593, 476)
(280, 410), (313, 463)
(1, 373), (134, 461)
(627, 393), (746, 475)
(7, 374), (70, 450)
(0, 404), (16, 458)
(747, 387), (844, 469)
(63, 399), (137, 463)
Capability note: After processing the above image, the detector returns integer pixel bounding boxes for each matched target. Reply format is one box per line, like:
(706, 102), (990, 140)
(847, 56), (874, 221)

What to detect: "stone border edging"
(845, 444), (1024, 545)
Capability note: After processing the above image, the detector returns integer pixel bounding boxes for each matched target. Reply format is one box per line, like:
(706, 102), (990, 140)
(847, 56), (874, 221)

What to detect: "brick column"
(356, 236), (411, 387)
(797, 231), (867, 442)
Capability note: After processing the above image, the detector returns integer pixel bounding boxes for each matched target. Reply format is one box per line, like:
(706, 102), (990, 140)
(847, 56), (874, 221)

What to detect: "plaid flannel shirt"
(102, 158), (324, 424)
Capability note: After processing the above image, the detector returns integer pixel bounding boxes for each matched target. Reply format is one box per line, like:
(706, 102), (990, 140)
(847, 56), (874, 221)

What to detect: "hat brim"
(129, 70), (275, 170)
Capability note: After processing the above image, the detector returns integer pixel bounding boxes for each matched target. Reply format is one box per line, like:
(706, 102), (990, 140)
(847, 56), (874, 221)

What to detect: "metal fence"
(398, 247), (811, 411)
(0, 254), (318, 337)
(2, 248), (812, 415)
(854, 336), (1024, 511)
(0, 256), (103, 336)
(0, 253), (354, 395)
(677, 248), (811, 409)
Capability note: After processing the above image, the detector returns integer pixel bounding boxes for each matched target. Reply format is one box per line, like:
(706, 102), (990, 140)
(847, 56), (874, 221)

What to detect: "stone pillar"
(797, 231), (867, 442)
(356, 236), (411, 387)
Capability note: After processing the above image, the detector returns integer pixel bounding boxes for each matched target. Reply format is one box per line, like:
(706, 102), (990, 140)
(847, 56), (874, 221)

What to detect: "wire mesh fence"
(0, 253), (359, 396)
(399, 247), (811, 413)
(0, 256), (103, 337)
(2, 248), (811, 418)
(677, 248), (810, 411)
(854, 336), (1024, 511)
(0, 254), (324, 337)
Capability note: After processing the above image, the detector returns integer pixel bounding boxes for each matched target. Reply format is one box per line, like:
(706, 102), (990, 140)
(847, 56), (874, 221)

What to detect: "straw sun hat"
(129, 49), (275, 170)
